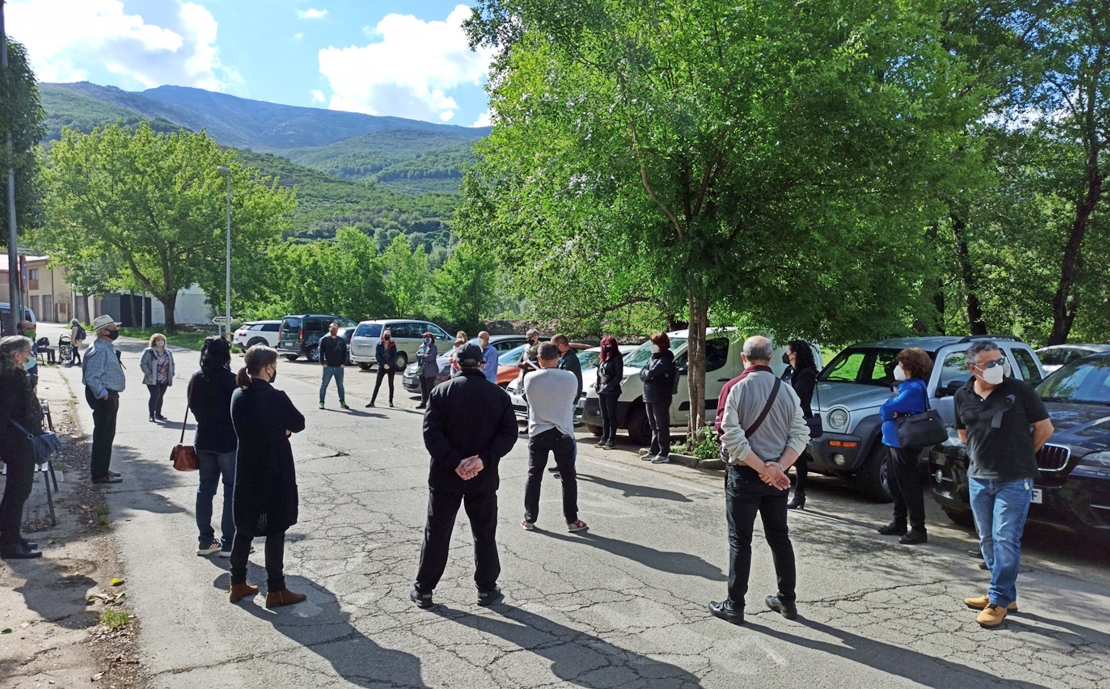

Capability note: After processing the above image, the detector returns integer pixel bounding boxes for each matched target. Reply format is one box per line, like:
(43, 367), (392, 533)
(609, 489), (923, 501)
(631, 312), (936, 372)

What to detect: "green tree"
(381, 232), (429, 316)
(277, 228), (391, 321)
(0, 37), (46, 233)
(36, 124), (295, 331)
(428, 243), (497, 332)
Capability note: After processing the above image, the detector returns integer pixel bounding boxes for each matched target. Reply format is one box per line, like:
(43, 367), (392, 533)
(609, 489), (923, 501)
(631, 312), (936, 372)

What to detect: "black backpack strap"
(744, 377), (782, 438)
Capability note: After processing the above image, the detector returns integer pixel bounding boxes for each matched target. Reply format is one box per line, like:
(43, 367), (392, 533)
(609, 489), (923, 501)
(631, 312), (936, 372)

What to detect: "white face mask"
(650, 344), (660, 354)
(893, 365), (907, 382)
(976, 362), (1005, 385)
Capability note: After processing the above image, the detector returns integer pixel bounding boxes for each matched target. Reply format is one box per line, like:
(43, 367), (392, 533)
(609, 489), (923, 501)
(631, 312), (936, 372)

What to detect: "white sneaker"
(196, 541), (221, 556)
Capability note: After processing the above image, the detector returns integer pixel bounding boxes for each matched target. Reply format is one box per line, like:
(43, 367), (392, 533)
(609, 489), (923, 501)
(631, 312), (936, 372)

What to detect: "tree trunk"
(159, 293), (178, 334)
(686, 290), (709, 439)
(1048, 164), (1102, 345)
(950, 213), (986, 335)
(914, 225), (945, 335)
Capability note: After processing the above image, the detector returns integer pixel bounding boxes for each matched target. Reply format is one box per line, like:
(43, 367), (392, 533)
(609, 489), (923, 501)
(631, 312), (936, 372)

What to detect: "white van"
(578, 328), (822, 445)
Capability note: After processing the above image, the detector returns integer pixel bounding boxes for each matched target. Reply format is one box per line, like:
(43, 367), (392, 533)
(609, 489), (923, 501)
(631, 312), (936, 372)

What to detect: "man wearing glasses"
(954, 340), (1053, 628)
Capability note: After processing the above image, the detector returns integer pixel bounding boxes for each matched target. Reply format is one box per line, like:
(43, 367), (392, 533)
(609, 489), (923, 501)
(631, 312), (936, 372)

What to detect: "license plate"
(1031, 488), (1043, 504)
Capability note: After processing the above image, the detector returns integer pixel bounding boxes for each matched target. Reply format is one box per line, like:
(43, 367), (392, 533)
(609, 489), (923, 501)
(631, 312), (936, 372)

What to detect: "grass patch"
(118, 327), (213, 351)
(96, 505), (110, 529)
(99, 607), (130, 630)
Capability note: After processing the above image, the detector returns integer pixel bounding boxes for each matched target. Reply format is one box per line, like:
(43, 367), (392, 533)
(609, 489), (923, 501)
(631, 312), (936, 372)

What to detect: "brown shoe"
(977, 603), (1008, 628)
(229, 582), (259, 603)
(964, 594), (1017, 612)
(265, 588), (307, 608)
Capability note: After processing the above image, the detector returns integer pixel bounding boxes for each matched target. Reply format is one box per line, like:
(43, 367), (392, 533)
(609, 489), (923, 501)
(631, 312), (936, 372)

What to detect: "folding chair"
(38, 401), (61, 527)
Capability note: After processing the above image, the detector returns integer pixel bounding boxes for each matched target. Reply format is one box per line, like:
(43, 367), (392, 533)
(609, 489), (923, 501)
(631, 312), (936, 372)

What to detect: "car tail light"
(299, 328), (305, 344)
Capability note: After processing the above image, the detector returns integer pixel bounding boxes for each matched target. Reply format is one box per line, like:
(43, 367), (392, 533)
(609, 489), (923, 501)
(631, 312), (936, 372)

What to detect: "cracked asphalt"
(54, 333), (1110, 689)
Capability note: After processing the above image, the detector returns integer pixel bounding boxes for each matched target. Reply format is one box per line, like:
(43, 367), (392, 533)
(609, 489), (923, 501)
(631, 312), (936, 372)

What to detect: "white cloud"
(471, 110), (492, 128)
(5, 0), (235, 91)
(310, 89), (326, 103)
(297, 8), (328, 19)
(292, 32), (305, 42)
(318, 4), (493, 123)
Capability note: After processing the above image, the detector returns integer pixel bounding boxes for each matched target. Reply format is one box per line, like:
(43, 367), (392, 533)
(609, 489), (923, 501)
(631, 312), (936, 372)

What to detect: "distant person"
(448, 331), (468, 377)
(594, 335), (624, 449)
(877, 347), (932, 544)
(552, 334), (582, 400)
(784, 340), (818, 510)
(16, 321), (37, 390)
(318, 322), (349, 410)
(69, 319), (85, 366)
(956, 340), (1053, 628)
(517, 329), (542, 387)
(709, 336), (809, 626)
(189, 337), (239, 557)
(81, 315), (125, 484)
(522, 343), (588, 533)
(367, 329), (397, 408)
(140, 332), (175, 423)
(478, 331), (499, 383)
(0, 335), (44, 559)
(415, 331), (439, 410)
(229, 345), (307, 608)
(411, 343), (518, 609)
(640, 332), (676, 464)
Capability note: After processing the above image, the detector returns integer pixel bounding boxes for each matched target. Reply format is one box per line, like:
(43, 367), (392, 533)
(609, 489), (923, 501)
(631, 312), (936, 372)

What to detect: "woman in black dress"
(228, 345), (307, 607)
(0, 335), (43, 559)
(784, 340), (818, 509)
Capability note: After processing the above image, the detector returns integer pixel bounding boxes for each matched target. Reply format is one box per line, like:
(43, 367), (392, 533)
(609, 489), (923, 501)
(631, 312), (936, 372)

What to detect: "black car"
(277, 314), (357, 362)
(930, 352), (1110, 534)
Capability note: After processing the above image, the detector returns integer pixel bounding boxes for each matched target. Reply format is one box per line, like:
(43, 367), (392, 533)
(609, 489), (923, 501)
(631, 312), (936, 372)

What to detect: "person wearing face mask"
(877, 348), (933, 544)
(517, 329), (543, 388)
(640, 332), (676, 464)
(955, 340), (1053, 628)
(229, 345), (307, 608)
(783, 340), (818, 509)
(317, 322), (349, 410)
(140, 332), (175, 422)
(0, 336), (44, 558)
(594, 335), (624, 449)
(368, 329), (398, 408)
(81, 315), (126, 484)
(16, 321), (38, 391)
(415, 331), (440, 410)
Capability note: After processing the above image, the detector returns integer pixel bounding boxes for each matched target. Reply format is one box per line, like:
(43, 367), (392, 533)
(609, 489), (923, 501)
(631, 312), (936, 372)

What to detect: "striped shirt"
(82, 338), (127, 398)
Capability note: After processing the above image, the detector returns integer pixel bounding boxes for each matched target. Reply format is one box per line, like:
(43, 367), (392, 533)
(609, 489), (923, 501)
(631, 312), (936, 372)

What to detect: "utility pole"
(1, 0), (23, 335)
(217, 166), (231, 340)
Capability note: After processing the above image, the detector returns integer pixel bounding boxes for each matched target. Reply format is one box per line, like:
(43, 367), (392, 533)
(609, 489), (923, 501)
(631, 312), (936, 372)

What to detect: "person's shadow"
(541, 530), (727, 581)
(434, 603), (704, 688)
(577, 473), (692, 502)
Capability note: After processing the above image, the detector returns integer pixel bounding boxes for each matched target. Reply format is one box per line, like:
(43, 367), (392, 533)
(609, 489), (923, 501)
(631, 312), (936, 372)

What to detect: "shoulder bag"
(170, 378), (200, 471)
(8, 419), (60, 464)
(894, 383), (948, 449)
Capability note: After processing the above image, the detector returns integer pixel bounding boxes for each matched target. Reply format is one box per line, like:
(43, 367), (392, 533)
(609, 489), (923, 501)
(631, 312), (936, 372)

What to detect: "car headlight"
(1080, 451), (1110, 468)
(827, 408), (849, 431)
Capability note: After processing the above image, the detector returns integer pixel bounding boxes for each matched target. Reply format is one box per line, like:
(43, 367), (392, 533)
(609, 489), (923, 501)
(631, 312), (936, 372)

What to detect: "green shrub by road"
(118, 327), (212, 351)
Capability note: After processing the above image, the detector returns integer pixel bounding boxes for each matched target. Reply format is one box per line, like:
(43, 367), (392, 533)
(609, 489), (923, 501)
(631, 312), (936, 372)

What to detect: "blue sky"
(6, 0), (493, 127)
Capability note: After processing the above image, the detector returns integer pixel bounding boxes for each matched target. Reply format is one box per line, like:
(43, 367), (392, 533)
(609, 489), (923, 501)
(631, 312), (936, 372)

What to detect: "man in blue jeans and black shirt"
(955, 340), (1053, 628)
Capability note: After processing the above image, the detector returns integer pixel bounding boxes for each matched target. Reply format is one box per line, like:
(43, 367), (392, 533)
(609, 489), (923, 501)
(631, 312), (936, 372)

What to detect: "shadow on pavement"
(542, 530), (727, 582)
(435, 603), (704, 688)
(577, 473), (693, 502)
(11, 564), (99, 630)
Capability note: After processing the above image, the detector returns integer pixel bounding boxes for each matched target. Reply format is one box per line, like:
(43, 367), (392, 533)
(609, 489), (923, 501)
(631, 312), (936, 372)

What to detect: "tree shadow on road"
(541, 530), (727, 581)
(577, 473), (693, 502)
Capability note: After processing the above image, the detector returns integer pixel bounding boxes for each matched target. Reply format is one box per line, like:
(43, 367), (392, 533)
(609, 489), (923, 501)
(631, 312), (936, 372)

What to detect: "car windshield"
(579, 350), (600, 370)
(1037, 356), (1110, 405)
(499, 344), (526, 366)
(818, 347), (912, 387)
(336, 317), (357, 328)
(624, 338), (687, 368)
(355, 323), (382, 338)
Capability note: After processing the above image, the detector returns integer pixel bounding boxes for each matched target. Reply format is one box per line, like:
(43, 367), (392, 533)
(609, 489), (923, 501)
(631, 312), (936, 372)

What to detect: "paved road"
(44, 324), (1110, 688)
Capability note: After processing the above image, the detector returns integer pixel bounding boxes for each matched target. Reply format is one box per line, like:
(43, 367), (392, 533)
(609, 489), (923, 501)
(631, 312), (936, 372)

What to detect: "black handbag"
(805, 414), (823, 439)
(9, 419), (61, 464)
(894, 385), (947, 449)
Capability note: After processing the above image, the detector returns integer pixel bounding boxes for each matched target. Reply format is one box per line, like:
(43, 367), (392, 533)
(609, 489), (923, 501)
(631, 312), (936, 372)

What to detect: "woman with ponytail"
(228, 345), (307, 607)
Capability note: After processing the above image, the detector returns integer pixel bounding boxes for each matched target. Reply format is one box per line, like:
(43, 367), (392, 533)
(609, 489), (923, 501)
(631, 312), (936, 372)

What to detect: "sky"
(4, 0), (495, 127)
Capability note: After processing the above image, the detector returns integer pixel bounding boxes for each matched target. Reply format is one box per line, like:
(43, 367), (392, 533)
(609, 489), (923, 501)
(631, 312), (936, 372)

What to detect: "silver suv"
(811, 335), (1046, 501)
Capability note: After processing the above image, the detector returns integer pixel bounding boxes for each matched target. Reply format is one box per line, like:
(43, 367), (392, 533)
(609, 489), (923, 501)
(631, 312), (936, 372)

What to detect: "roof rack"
(957, 334), (1024, 344)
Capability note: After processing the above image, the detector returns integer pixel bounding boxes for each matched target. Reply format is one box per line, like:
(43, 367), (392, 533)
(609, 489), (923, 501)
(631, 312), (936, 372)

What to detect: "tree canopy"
(0, 37), (46, 233)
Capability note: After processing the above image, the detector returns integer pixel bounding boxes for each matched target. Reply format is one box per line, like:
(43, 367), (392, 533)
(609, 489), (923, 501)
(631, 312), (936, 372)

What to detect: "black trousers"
(147, 383), (168, 418)
(230, 530), (286, 591)
(85, 387), (119, 480)
(525, 429), (578, 524)
(415, 488), (500, 593)
(725, 465), (796, 607)
(599, 393), (619, 443)
(372, 367), (395, 404)
(420, 375), (433, 406)
(888, 446), (926, 530)
(646, 401), (670, 457)
(71, 346), (81, 365)
(0, 441), (34, 546)
(793, 451), (810, 493)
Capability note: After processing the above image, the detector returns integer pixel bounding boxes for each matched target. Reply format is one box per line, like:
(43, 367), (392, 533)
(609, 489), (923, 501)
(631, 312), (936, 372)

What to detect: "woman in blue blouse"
(877, 347), (933, 545)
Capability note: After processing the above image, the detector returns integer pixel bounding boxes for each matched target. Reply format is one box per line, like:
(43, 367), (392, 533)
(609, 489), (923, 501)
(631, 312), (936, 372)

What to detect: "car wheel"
(625, 405), (651, 446)
(395, 352), (408, 369)
(855, 443), (894, 503)
(247, 337), (267, 348)
(358, 363), (371, 371)
(586, 424), (603, 437)
(284, 355), (298, 362)
(308, 346), (320, 362)
(943, 508), (975, 528)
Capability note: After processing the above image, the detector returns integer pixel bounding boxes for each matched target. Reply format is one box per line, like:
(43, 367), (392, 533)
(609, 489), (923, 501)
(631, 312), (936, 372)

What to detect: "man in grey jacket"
(709, 336), (809, 625)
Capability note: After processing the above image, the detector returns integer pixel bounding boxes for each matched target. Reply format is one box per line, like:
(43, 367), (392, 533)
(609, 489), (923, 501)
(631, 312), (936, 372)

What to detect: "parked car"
(336, 326), (356, 365)
(811, 335), (1045, 501)
(506, 342), (593, 424)
(277, 314), (357, 362)
(402, 337), (531, 393)
(350, 319), (452, 371)
(0, 302), (35, 337)
(930, 351), (1110, 534)
(1035, 344), (1110, 374)
(233, 320), (281, 351)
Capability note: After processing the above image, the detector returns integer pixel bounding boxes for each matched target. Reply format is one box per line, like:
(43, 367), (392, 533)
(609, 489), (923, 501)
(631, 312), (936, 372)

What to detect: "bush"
(672, 424), (720, 460)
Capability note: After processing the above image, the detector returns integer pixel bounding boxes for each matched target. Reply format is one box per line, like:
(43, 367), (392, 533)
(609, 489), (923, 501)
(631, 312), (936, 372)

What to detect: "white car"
(233, 320), (281, 350)
(507, 344), (644, 426)
(1034, 344), (1110, 374)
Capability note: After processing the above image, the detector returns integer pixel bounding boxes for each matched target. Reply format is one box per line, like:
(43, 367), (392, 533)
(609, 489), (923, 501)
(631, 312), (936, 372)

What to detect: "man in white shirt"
(521, 343), (588, 533)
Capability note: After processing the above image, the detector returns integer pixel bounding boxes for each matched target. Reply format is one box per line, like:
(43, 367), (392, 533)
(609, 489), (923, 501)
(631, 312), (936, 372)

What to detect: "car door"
(671, 336), (731, 426)
(1007, 346), (1045, 386)
(261, 322), (280, 347)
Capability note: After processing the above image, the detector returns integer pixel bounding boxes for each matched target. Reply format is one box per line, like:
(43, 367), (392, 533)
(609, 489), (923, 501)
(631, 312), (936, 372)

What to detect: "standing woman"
(69, 319), (83, 366)
(140, 333), (175, 422)
(594, 335), (624, 449)
(785, 340), (818, 509)
(639, 332), (676, 464)
(448, 331), (468, 377)
(877, 347), (932, 545)
(0, 336), (43, 559)
(190, 337), (238, 557)
(415, 331), (439, 410)
(367, 330), (398, 408)
(229, 345), (307, 607)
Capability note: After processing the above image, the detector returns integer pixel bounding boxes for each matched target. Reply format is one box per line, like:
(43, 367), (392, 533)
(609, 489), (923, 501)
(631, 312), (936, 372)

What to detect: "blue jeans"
(321, 366), (345, 403)
(196, 450), (236, 548)
(968, 477), (1033, 607)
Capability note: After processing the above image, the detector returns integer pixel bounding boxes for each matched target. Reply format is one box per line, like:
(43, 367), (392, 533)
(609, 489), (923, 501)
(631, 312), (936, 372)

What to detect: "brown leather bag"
(171, 379), (199, 472)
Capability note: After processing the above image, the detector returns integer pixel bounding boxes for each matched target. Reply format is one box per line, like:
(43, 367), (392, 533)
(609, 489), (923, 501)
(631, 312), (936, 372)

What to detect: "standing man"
(552, 334), (582, 400)
(318, 322), (349, 410)
(81, 315), (126, 484)
(709, 336), (809, 626)
(411, 343), (518, 609)
(516, 329), (542, 387)
(522, 343), (588, 533)
(478, 331), (499, 384)
(16, 321), (37, 390)
(956, 340), (1052, 628)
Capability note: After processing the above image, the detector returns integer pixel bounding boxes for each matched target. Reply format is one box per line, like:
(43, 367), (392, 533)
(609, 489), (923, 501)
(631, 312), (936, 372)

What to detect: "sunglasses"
(974, 357), (1008, 370)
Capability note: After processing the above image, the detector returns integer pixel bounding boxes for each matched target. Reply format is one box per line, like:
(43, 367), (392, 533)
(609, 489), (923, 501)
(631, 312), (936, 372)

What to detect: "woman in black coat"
(594, 335), (624, 449)
(784, 340), (818, 509)
(367, 330), (398, 408)
(0, 336), (43, 559)
(228, 345), (307, 608)
(189, 336), (239, 556)
(415, 331), (439, 410)
(639, 332), (676, 464)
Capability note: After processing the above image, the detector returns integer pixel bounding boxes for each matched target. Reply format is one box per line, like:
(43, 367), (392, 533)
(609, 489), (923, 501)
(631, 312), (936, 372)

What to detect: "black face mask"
(782, 352), (790, 365)
(107, 329), (121, 341)
(269, 368), (278, 383)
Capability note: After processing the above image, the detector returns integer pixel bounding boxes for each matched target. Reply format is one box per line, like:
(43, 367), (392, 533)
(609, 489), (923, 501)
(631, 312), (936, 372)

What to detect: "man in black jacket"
(318, 323), (348, 410)
(411, 343), (519, 609)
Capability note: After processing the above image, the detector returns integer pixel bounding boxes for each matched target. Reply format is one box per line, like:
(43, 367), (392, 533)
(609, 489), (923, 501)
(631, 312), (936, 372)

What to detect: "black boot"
(877, 520), (908, 536)
(787, 491), (806, 510)
(899, 528), (928, 545)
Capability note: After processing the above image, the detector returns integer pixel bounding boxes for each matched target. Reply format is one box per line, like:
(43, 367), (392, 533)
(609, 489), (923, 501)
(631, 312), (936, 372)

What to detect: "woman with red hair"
(594, 335), (624, 449)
